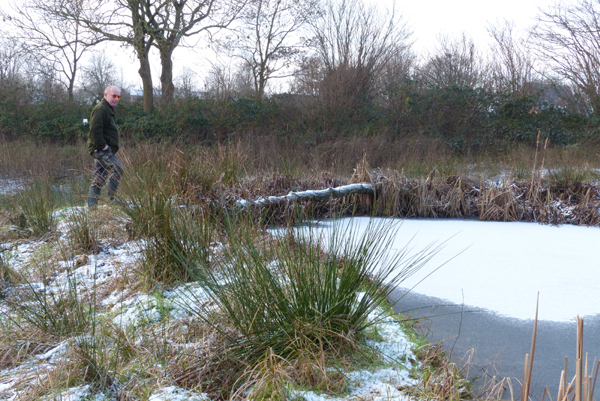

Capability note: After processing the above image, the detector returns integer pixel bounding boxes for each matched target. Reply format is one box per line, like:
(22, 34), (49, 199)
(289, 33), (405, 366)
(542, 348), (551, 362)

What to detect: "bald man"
(87, 85), (124, 208)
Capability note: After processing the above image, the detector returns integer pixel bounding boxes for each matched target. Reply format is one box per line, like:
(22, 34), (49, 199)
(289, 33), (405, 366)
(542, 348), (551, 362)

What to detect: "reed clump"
(167, 217), (439, 399)
(406, 343), (474, 401)
(339, 152), (600, 227)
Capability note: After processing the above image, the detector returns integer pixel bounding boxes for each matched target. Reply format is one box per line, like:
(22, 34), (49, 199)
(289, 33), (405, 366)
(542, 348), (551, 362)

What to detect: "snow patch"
(148, 386), (210, 401)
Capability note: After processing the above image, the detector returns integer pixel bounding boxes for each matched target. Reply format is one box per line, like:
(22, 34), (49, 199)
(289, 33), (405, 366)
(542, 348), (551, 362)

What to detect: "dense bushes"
(400, 84), (493, 150)
(0, 86), (598, 150)
(488, 95), (592, 146)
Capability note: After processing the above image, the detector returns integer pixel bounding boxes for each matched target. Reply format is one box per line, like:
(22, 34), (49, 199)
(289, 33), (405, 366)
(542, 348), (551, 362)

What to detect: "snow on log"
(236, 183), (375, 208)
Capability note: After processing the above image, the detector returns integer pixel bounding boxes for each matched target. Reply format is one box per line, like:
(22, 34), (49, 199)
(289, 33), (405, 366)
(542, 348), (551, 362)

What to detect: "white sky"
(110, 0), (553, 89)
(305, 217), (600, 322)
(393, 0), (546, 53)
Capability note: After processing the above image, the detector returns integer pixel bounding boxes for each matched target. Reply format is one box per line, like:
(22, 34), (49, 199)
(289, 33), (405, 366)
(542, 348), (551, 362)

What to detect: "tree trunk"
(68, 77), (75, 102)
(257, 74), (266, 99)
(130, 0), (154, 113)
(138, 48), (154, 113)
(159, 46), (175, 103)
(236, 183), (375, 208)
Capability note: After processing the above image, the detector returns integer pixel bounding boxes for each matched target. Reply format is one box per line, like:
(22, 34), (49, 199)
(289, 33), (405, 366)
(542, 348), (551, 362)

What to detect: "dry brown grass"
(518, 303), (599, 401)
(2, 134), (600, 228)
(478, 177), (525, 222)
(0, 137), (88, 179)
(406, 342), (474, 401)
(0, 326), (58, 370)
(338, 158), (600, 227)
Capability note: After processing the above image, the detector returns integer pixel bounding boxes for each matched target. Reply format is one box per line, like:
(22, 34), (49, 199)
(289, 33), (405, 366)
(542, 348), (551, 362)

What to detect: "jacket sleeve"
(89, 107), (106, 150)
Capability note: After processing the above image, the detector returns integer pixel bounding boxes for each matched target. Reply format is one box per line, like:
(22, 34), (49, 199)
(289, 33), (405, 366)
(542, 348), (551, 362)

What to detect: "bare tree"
(304, 0), (412, 115)
(0, 33), (23, 86)
(204, 61), (254, 99)
(232, 62), (256, 97)
(531, 0), (600, 115)
(0, 0), (104, 101)
(54, 0), (246, 110)
(290, 55), (322, 97)
(51, 0), (155, 112)
(487, 20), (535, 95)
(80, 52), (118, 102)
(205, 63), (235, 99)
(376, 42), (416, 132)
(377, 43), (415, 104)
(0, 32), (28, 104)
(175, 67), (200, 98)
(419, 33), (487, 88)
(141, 0), (247, 103)
(220, 0), (318, 99)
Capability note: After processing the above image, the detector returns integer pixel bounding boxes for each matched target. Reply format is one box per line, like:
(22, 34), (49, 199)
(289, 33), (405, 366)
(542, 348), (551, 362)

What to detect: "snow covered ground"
(0, 208), (420, 401)
(5, 205), (596, 399)
(0, 178), (25, 196)
(303, 217), (600, 322)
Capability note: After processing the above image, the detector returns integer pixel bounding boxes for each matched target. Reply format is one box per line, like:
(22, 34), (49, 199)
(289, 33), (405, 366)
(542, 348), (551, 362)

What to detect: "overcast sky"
(111, 0), (554, 89)
(393, 0), (547, 52)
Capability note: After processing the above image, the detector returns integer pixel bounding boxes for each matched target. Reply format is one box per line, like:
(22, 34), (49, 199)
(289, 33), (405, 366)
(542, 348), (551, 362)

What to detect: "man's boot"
(88, 187), (102, 209)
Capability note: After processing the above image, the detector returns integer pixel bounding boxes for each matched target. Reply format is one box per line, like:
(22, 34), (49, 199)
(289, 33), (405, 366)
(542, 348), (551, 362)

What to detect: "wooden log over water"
(236, 183), (375, 208)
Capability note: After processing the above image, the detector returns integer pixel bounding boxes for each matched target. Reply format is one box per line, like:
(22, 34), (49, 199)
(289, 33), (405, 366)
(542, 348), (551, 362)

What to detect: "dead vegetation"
(520, 300), (599, 401)
(1, 138), (600, 399)
(236, 159), (600, 228)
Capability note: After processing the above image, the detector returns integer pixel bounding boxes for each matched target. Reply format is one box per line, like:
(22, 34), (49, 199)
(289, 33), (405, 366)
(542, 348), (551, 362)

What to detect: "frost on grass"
(54, 384), (107, 401)
(148, 386), (211, 401)
(0, 178), (26, 196)
(104, 282), (215, 328)
(0, 207), (424, 400)
(290, 314), (418, 401)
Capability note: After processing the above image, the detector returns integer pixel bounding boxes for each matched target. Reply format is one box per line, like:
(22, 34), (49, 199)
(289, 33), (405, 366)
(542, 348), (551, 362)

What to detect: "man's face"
(104, 88), (121, 107)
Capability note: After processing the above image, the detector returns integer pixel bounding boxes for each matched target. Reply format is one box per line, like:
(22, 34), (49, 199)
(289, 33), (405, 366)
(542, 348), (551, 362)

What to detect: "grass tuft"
(175, 216), (439, 397)
(3, 268), (92, 338)
(15, 177), (55, 236)
(117, 150), (218, 288)
(65, 207), (102, 254)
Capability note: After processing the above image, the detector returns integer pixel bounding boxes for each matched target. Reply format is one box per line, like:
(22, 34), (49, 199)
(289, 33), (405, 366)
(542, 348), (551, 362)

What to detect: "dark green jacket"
(87, 99), (120, 155)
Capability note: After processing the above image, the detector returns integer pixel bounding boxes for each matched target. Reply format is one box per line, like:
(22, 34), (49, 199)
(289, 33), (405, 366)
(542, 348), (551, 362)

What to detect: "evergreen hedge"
(0, 86), (597, 150)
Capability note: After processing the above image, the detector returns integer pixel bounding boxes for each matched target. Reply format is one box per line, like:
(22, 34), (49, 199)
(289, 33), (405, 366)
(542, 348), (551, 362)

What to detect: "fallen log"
(235, 183), (375, 208)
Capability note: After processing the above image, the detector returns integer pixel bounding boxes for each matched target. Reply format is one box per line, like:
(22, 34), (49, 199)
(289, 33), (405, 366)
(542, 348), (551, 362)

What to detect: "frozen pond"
(305, 217), (600, 322)
(300, 217), (600, 398)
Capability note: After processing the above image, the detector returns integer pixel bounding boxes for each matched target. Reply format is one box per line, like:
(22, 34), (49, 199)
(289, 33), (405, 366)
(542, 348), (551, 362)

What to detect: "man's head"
(104, 86), (121, 107)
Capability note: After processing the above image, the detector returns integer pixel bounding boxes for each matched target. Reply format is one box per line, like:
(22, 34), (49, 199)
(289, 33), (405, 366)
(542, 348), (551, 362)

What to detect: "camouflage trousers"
(88, 148), (124, 207)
